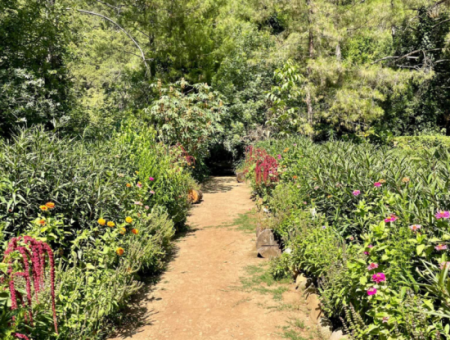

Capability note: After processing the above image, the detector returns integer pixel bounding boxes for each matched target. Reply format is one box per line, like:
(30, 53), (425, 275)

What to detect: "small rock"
(329, 330), (347, 340)
(318, 317), (333, 339)
(258, 245), (281, 258)
(295, 274), (310, 290)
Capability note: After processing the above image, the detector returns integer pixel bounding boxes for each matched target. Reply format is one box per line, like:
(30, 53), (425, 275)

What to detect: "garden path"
(109, 177), (318, 340)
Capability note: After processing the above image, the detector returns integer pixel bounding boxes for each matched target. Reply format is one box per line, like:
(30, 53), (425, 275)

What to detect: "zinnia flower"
(39, 219), (46, 225)
(145, 205), (150, 210)
(382, 317), (389, 323)
(98, 218), (106, 226)
(367, 287), (377, 296)
(119, 227), (126, 235)
(293, 176), (298, 180)
(149, 177), (154, 181)
(284, 148), (289, 153)
(131, 228), (139, 235)
(107, 221), (115, 228)
(435, 244), (447, 251)
(150, 190), (155, 195)
(384, 215), (398, 223)
(367, 263), (378, 270)
(374, 182), (382, 187)
(372, 273), (386, 283)
(116, 247), (124, 256)
(440, 262), (450, 270)
(379, 179), (386, 184)
(352, 190), (360, 196)
(126, 183), (131, 188)
(277, 154), (282, 160)
(368, 245), (373, 248)
(435, 211), (450, 220)
(45, 202), (55, 209)
(364, 251), (369, 255)
(125, 216), (133, 224)
(137, 182), (143, 188)
(402, 177), (410, 183)
(409, 224), (421, 232)
(39, 205), (48, 211)
(134, 201), (143, 206)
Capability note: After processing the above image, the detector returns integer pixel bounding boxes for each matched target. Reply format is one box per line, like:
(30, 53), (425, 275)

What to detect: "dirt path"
(110, 177), (318, 340)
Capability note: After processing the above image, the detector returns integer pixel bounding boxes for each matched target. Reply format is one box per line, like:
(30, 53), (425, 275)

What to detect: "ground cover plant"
(0, 123), (197, 339)
(241, 137), (450, 339)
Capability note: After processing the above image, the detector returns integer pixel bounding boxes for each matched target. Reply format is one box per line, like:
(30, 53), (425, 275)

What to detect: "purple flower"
(435, 244), (447, 251)
(367, 263), (378, 271)
(367, 287), (377, 296)
(149, 177), (154, 181)
(322, 226), (326, 229)
(435, 211), (450, 220)
(352, 190), (360, 196)
(372, 272), (386, 283)
(374, 182), (382, 187)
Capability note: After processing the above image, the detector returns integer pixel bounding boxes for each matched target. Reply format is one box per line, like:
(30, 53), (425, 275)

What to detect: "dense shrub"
(0, 124), (196, 339)
(243, 137), (450, 339)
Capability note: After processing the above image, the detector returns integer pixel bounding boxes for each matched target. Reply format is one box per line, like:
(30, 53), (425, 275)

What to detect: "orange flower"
(116, 247), (124, 256)
(39, 205), (48, 211)
(107, 221), (115, 228)
(39, 219), (46, 225)
(45, 202), (55, 209)
(120, 227), (126, 235)
(98, 218), (106, 226)
(131, 228), (139, 235)
(126, 183), (131, 188)
(402, 177), (410, 183)
(293, 175), (298, 180)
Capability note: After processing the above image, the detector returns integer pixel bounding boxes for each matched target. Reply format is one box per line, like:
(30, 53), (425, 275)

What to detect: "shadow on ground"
(201, 176), (236, 194)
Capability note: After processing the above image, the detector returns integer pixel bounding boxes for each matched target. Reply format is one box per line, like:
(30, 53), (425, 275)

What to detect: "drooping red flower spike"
(2, 236), (58, 335)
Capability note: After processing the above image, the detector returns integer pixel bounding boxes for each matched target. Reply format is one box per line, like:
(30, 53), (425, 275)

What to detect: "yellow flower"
(107, 221), (115, 228)
(131, 228), (139, 235)
(135, 171), (139, 175)
(39, 205), (48, 211)
(125, 216), (133, 224)
(45, 202), (55, 209)
(120, 227), (126, 235)
(402, 177), (410, 183)
(98, 218), (106, 226)
(126, 183), (131, 188)
(116, 247), (124, 256)
(39, 219), (46, 225)
(379, 179), (386, 184)
(283, 148), (289, 153)
(327, 195), (333, 199)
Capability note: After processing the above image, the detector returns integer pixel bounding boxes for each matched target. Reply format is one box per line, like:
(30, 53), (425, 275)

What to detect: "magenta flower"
(372, 272), (386, 283)
(367, 263), (379, 270)
(435, 211), (450, 220)
(384, 215), (398, 223)
(409, 224), (421, 232)
(374, 182), (382, 187)
(367, 287), (377, 296)
(435, 244), (447, 251)
(149, 177), (155, 181)
(277, 154), (282, 160)
(364, 251), (369, 255)
(382, 317), (389, 323)
(368, 245), (374, 248)
(352, 190), (360, 196)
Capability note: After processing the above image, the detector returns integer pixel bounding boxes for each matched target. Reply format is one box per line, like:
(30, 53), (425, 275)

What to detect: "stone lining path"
(110, 177), (318, 340)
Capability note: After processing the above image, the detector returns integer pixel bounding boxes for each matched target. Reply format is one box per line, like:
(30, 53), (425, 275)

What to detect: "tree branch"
(76, 9), (151, 77)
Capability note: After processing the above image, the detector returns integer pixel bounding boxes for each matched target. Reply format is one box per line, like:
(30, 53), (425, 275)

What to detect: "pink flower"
(435, 211), (450, 220)
(364, 251), (369, 255)
(372, 272), (386, 283)
(150, 190), (155, 195)
(145, 205), (150, 210)
(349, 236), (354, 241)
(374, 182), (382, 187)
(303, 201), (307, 205)
(440, 262), (450, 270)
(137, 183), (143, 188)
(368, 245), (374, 248)
(314, 186), (319, 190)
(409, 224), (421, 232)
(134, 201), (143, 206)
(367, 263), (379, 270)
(367, 287), (377, 296)
(149, 177), (154, 181)
(382, 317), (389, 323)
(352, 190), (360, 196)
(435, 244), (447, 251)
(384, 215), (398, 223)
(277, 154), (282, 160)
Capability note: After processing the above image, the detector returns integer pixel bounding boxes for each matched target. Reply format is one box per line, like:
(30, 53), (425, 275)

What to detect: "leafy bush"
(243, 137), (450, 339)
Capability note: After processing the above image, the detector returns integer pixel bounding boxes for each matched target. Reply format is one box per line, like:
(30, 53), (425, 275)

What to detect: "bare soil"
(109, 177), (318, 340)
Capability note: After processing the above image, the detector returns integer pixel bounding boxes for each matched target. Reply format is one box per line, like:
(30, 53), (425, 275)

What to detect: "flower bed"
(242, 137), (450, 339)
(0, 122), (197, 339)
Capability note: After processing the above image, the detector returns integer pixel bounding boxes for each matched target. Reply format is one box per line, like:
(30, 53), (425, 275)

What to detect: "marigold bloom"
(374, 182), (382, 187)
(45, 202), (55, 209)
(283, 148), (289, 153)
(39, 219), (46, 225)
(98, 218), (106, 226)
(293, 175), (298, 180)
(116, 247), (124, 256)
(367, 263), (378, 270)
(402, 177), (410, 183)
(367, 287), (377, 296)
(126, 183), (131, 188)
(125, 216), (133, 224)
(372, 272), (386, 283)
(107, 221), (115, 228)
(120, 227), (126, 235)
(409, 224), (421, 232)
(435, 211), (450, 220)
(131, 228), (139, 235)
(435, 244), (447, 251)
(39, 205), (48, 211)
